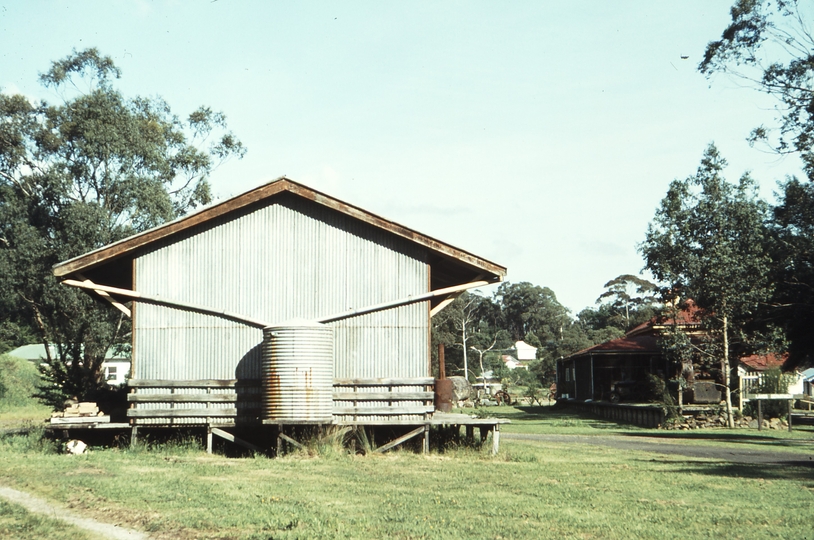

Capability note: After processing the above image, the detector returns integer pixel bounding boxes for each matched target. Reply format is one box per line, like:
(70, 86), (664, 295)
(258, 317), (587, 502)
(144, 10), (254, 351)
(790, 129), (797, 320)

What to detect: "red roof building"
(556, 301), (749, 405)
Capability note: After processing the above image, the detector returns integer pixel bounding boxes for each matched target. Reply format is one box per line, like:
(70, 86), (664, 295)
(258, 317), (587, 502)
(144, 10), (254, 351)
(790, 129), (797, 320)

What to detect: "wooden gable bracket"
(75, 273), (132, 318)
(62, 278), (490, 328)
(429, 273), (490, 318)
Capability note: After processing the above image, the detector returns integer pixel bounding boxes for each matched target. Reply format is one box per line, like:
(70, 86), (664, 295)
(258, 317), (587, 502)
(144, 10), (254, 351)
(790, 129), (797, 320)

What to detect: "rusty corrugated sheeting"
(133, 195), (429, 385)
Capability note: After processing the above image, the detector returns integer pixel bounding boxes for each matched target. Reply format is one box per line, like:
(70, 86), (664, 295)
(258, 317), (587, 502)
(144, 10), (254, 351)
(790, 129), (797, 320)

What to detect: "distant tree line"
(431, 276), (659, 388)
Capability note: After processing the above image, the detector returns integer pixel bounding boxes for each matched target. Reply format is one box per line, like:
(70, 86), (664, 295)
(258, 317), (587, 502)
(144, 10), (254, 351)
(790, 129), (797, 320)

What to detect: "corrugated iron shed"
(52, 178), (506, 428)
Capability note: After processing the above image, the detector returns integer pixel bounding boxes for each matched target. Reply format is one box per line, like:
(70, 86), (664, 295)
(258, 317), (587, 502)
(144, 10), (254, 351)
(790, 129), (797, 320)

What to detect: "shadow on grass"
(644, 458), (814, 481)
(621, 430), (814, 449)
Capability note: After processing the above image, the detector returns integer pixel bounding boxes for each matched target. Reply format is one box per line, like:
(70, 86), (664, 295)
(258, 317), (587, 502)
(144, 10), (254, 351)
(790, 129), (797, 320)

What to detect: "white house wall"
(133, 194), (429, 382)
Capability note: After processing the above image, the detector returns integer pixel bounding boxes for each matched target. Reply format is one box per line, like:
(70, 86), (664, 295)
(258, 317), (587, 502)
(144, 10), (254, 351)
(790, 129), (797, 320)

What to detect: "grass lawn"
(489, 404), (814, 454)
(1, 412), (812, 540)
(0, 404), (53, 430)
(0, 498), (93, 540)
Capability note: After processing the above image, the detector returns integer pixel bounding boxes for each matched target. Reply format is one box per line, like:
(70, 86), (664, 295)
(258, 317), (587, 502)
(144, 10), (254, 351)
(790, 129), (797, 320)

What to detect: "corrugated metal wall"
(133, 194), (430, 383)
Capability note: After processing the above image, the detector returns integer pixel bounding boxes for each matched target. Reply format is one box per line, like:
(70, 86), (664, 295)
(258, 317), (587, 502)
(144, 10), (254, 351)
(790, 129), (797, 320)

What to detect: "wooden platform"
(47, 420), (130, 429)
(120, 378), (510, 455)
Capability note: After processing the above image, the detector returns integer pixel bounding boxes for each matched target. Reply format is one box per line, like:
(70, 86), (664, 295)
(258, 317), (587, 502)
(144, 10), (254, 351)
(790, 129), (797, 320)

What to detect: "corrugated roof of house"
(739, 353), (786, 372)
(566, 301), (702, 358)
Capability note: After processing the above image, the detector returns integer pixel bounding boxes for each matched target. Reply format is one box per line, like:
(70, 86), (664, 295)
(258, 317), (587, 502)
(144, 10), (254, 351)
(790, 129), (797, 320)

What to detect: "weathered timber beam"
(333, 378), (435, 386)
(278, 432), (304, 449)
(430, 273), (488, 318)
(316, 281), (489, 323)
(75, 273), (132, 318)
(374, 426), (426, 453)
(129, 379), (261, 388)
(332, 406), (434, 415)
(211, 427), (262, 452)
(128, 394), (238, 403)
(332, 392), (434, 401)
(61, 279), (271, 329)
(127, 408), (237, 418)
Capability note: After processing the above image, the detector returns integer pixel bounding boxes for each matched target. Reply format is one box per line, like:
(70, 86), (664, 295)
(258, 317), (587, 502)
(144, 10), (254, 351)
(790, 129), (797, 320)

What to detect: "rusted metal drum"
(434, 378), (454, 413)
(262, 323), (333, 422)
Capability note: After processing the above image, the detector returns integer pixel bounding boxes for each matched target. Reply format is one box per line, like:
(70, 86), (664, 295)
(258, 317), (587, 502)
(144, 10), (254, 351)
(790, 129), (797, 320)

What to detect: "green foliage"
(0, 322), (37, 355)
(702, 1), (814, 369)
(432, 279), (655, 388)
(700, 0), (814, 179)
(646, 373), (679, 420)
(0, 426), (59, 454)
(576, 304), (627, 341)
(0, 355), (41, 409)
(596, 274), (658, 330)
(640, 144), (774, 425)
(768, 177), (814, 368)
(0, 48), (245, 407)
(431, 291), (507, 380)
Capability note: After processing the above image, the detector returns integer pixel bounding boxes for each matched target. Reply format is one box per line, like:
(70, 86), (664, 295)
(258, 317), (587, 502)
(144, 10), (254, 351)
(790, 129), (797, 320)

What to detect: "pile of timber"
(50, 402), (110, 425)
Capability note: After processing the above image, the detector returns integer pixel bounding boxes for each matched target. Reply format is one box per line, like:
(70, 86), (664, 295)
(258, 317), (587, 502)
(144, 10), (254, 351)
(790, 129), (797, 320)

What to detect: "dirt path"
(0, 486), (148, 540)
(503, 433), (814, 467)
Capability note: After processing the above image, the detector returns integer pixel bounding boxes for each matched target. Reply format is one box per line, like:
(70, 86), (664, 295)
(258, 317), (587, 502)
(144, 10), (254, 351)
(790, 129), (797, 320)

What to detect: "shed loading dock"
(52, 178), (508, 454)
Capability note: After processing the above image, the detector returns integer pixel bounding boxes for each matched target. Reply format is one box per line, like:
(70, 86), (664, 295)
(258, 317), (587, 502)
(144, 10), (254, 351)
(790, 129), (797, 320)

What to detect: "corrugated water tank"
(262, 322), (334, 422)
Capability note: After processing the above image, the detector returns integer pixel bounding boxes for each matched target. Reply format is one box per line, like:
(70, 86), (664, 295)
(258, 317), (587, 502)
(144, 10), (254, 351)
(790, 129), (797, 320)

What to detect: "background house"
(558, 302), (805, 407)
(6, 344), (130, 386)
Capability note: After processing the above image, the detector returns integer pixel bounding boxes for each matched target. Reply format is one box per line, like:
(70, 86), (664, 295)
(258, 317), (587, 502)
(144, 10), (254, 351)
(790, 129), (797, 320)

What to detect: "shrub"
(0, 355), (42, 410)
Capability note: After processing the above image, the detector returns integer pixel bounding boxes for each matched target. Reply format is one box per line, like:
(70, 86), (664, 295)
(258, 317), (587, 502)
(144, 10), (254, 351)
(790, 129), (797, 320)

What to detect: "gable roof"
(739, 353), (786, 372)
(565, 301), (703, 359)
(52, 177), (506, 290)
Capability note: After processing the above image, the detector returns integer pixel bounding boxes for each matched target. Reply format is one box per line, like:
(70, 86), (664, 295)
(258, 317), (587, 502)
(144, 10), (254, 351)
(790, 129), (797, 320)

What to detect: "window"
(105, 366), (117, 381)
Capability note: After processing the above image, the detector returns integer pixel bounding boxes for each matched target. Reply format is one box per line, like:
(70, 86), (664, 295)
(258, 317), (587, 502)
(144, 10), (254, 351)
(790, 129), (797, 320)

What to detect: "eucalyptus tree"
(700, 0), (814, 177)
(0, 48), (245, 407)
(701, 0), (814, 368)
(431, 291), (506, 381)
(639, 144), (773, 427)
(595, 274), (658, 331)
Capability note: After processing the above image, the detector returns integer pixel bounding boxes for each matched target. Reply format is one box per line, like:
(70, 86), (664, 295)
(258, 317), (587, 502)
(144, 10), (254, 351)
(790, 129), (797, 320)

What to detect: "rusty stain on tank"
(262, 325), (333, 422)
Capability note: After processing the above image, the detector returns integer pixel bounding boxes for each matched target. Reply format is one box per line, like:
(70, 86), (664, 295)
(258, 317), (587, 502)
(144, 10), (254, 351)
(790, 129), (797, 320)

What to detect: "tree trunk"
(722, 314), (735, 428)
(461, 318), (469, 382)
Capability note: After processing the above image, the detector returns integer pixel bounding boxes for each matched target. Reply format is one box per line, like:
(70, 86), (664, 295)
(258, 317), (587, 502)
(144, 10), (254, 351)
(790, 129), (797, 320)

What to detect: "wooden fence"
(564, 400), (666, 428)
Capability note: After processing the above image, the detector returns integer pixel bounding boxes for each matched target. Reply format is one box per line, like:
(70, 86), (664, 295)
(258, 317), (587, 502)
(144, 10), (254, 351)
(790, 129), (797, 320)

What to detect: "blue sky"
(0, 1), (804, 314)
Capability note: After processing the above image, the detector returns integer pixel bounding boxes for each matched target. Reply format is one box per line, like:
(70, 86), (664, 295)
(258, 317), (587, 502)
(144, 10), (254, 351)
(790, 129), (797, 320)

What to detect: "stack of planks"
(50, 402), (110, 424)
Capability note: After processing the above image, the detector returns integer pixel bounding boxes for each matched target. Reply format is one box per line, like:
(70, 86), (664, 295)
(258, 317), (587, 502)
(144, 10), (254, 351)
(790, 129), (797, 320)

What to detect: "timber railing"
(563, 400), (666, 428)
(127, 379), (262, 425)
(128, 377), (437, 425)
(332, 377), (436, 425)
